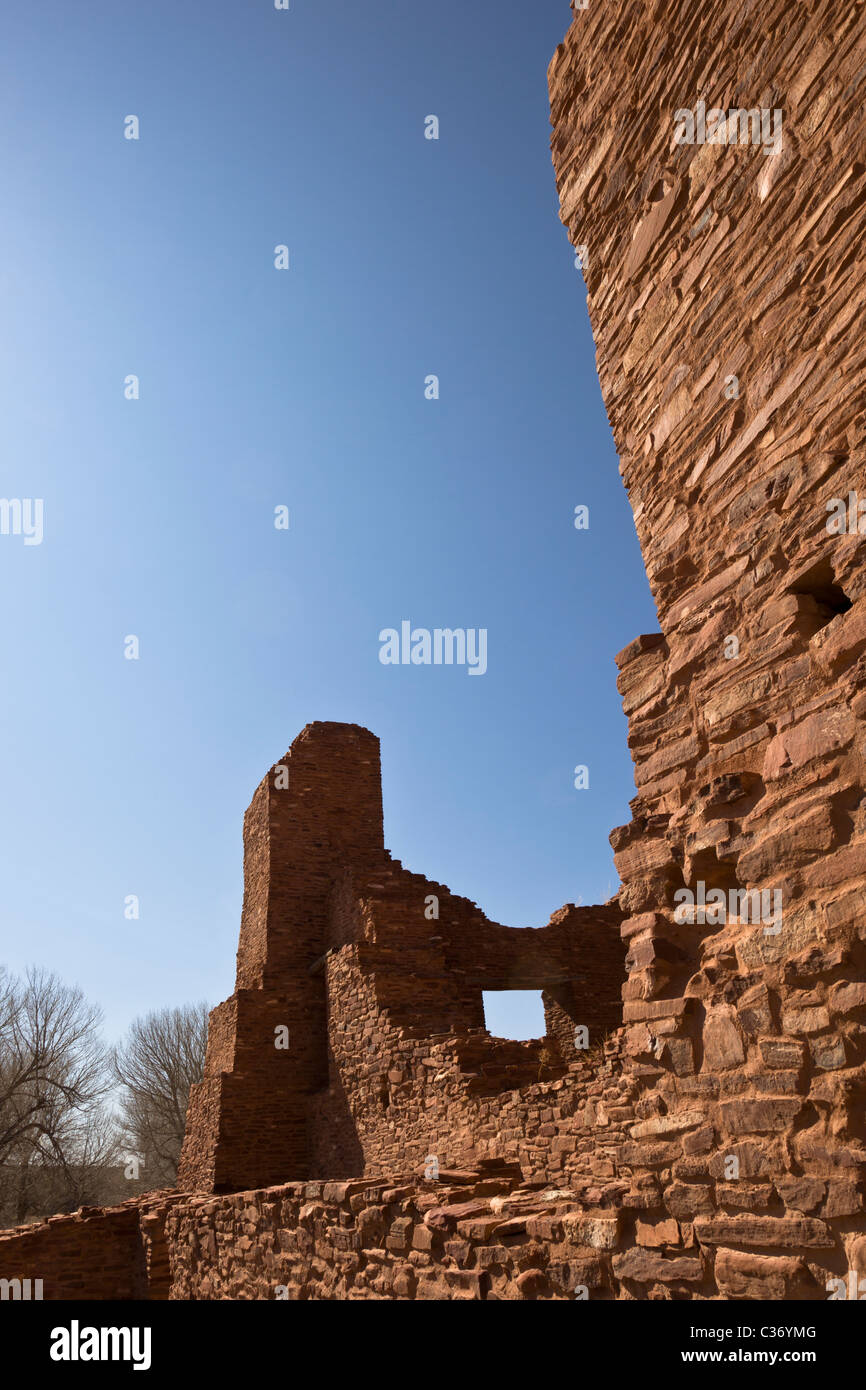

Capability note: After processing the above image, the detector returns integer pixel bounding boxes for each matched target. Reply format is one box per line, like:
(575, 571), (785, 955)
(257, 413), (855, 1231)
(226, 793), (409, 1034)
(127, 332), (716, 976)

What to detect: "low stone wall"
(166, 1168), (611, 1301)
(0, 1192), (180, 1301)
(164, 1164), (861, 1301)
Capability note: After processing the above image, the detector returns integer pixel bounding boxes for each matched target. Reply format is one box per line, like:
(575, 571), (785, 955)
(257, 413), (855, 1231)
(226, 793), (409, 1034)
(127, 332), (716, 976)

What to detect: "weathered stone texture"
(544, 0), (866, 1297)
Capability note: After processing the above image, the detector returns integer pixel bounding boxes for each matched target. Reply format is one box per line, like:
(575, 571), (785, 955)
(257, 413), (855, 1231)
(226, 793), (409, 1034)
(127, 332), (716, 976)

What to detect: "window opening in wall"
(482, 990), (546, 1041)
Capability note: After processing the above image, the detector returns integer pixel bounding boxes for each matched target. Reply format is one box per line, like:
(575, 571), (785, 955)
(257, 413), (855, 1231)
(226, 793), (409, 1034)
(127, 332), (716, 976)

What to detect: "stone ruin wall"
(2, 0), (866, 1301)
(177, 721), (627, 1194)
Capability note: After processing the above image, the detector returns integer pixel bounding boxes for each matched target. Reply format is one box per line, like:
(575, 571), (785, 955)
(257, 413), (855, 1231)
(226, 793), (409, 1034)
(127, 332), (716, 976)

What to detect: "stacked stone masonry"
(547, 0), (866, 1299)
(2, 0), (865, 1300)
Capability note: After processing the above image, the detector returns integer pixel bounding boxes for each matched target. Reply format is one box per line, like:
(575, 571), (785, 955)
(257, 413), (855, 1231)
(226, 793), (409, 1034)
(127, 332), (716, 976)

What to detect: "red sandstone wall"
(545, 0), (866, 1294)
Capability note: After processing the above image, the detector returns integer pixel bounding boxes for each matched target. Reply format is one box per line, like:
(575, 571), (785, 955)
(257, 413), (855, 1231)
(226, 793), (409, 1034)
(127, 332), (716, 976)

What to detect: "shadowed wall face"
(178, 723), (387, 1192)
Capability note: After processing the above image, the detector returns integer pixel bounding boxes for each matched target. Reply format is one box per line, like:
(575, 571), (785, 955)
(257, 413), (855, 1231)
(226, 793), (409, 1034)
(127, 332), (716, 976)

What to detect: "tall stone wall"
(178, 723), (386, 1192)
(545, 0), (866, 1293)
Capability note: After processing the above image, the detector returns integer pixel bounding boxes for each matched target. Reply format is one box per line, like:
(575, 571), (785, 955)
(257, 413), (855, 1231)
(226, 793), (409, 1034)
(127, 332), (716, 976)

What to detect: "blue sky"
(0, 0), (657, 1045)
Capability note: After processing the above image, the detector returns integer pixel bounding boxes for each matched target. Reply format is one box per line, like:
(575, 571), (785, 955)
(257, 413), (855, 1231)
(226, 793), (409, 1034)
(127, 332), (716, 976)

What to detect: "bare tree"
(113, 1002), (209, 1188)
(0, 966), (116, 1224)
(4, 1100), (120, 1225)
(0, 967), (110, 1163)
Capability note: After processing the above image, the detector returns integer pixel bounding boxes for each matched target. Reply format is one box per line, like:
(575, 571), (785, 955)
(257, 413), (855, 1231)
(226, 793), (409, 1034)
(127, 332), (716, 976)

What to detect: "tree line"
(0, 966), (207, 1227)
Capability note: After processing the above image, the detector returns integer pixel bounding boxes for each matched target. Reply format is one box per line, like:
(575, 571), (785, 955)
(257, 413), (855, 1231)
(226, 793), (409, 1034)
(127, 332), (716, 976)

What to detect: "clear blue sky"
(0, 0), (657, 1045)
